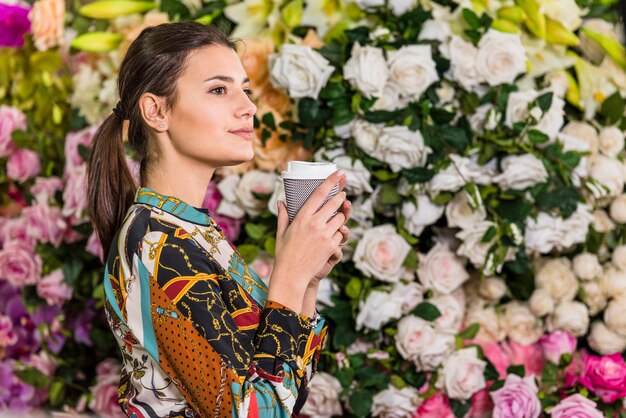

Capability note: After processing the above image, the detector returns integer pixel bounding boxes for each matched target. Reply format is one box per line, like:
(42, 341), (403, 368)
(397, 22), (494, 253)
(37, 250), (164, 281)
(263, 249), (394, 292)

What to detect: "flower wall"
(1, 0), (626, 416)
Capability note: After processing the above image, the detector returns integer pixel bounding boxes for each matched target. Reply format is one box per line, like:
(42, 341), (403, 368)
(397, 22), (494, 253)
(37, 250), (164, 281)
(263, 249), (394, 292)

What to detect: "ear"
(138, 93), (168, 132)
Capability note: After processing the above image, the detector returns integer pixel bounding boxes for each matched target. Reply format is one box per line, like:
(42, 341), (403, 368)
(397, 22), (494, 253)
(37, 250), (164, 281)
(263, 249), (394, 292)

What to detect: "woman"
(86, 22), (350, 417)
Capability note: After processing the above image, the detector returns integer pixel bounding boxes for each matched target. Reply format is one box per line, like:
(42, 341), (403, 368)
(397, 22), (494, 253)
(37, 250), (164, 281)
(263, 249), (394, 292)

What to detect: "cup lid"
(282, 161), (337, 179)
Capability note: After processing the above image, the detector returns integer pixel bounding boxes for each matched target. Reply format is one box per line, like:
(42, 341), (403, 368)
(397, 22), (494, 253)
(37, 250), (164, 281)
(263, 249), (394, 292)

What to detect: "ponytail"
(87, 110), (137, 259)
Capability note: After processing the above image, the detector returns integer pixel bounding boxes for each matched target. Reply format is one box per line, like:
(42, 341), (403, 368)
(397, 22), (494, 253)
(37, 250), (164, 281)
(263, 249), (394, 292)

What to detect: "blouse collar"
(134, 186), (213, 227)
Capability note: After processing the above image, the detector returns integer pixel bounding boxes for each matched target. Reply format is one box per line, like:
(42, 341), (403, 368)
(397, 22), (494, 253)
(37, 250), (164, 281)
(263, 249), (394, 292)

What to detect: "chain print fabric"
(103, 187), (328, 418)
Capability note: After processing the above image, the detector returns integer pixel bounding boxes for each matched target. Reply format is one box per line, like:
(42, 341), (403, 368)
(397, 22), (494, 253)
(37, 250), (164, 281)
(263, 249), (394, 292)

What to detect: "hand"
(267, 170), (348, 311)
(311, 197), (351, 285)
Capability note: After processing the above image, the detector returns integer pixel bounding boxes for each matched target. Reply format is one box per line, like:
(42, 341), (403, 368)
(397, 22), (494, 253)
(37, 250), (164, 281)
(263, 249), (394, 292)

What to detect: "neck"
(144, 163), (215, 208)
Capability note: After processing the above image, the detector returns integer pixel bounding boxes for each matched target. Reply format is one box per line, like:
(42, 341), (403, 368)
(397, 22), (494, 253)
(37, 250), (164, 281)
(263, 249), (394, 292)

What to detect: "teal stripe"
(103, 265), (126, 325)
(137, 259), (159, 363)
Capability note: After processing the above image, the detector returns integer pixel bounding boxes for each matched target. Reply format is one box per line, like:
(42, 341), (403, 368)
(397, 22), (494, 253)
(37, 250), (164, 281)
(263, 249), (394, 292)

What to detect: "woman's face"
(165, 44), (257, 169)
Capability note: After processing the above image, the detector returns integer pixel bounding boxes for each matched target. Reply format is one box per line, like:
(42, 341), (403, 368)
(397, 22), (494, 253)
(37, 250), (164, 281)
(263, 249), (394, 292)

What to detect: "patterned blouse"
(103, 186), (328, 418)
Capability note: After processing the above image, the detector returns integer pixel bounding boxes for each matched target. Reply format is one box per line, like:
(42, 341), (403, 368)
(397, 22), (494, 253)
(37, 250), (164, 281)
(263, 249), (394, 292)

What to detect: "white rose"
(547, 301), (590, 337)
(389, 0), (415, 16)
(475, 30), (526, 86)
(535, 258), (578, 303)
(610, 194), (626, 223)
(371, 83), (409, 111)
(604, 298), (626, 337)
(445, 191), (487, 230)
(387, 45), (439, 100)
(332, 155), (373, 196)
(612, 245), (626, 271)
(544, 70), (570, 98)
(344, 43), (389, 99)
(267, 177), (284, 217)
(390, 281), (424, 314)
(493, 154), (548, 190)
(573, 253), (603, 281)
(561, 121), (598, 155)
(478, 277), (507, 301)
(418, 242), (469, 294)
(505, 89), (536, 128)
(598, 126), (624, 158)
(300, 372), (343, 418)
(371, 386), (421, 418)
(448, 36), (481, 90)
(419, 331), (456, 371)
(234, 170), (277, 216)
(525, 212), (563, 254)
(373, 126), (432, 172)
(558, 133), (590, 186)
(592, 209), (615, 233)
(529, 288), (555, 317)
(468, 104), (492, 133)
(534, 95), (565, 141)
(353, 224), (411, 282)
(401, 195), (444, 236)
(418, 18), (451, 43)
(560, 204), (593, 249)
(580, 19), (618, 63)
(540, 0), (583, 30)
(354, 0), (384, 10)
(599, 266), (626, 299)
(395, 315), (436, 364)
(436, 82), (455, 104)
(269, 44), (334, 99)
(356, 289), (404, 330)
(501, 301), (543, 344)
(216, 175), (246, 219)
(456, 221), (496, 268)
(430, 293), (465, 332)
(316, 278), (339, 308)
(464, 303), (506, 342)
(581, 281), (607, 316)
(587, 321), (626, 355)
(436, 347), (486, 400)
(429, 155), (495, 194)
(352, 119), (382, 155)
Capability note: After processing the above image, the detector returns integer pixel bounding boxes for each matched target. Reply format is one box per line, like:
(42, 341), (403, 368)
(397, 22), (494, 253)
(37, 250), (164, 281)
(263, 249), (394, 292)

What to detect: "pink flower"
(202, 181), (222, 212)
(539, 331), (577, 364)
(0, 105), (26, 157)
(7, 148), (41, 182)
(213, 213), (242, 242)
(490, 374), (541, 418)
(579, 353), (626, 403)
(95, 358), (120, 378)
(480, 342), (510, 379)
(501, 341), (545, 377)
(549, 394), (603, 418)
(86, 232), (104, 262)
(413, 392), (455, 418)
(23, 202), (67, 247)
(469, 388), (493, 418)
(36, 269), (72, 307)
(0, 241), (42, 287)
(31, 176), (63, 203)
(88, 372), (125, 418)
(62, 166), (88, 225)
(1, 216), (36, 249)
(26, 351), (57, 376)
(0, 314), (18, 347)
(64, 126), (97, 175)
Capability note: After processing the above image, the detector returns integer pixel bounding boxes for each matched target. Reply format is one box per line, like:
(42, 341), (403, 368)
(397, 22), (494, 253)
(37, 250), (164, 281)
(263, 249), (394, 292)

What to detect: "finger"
(316, 191), (346, 222)
(340, 199), (352, 221)
(339, 225), (350, 245)
(331, 230), (343, 247)
(276, 200), (289, 238)
(329, 248), (343, 265)
(327, 211), (347, 233)
(299, 170), (345, 218)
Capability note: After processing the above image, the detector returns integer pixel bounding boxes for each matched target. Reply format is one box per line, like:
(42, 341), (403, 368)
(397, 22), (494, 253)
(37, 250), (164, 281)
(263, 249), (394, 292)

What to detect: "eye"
(210, 86), (227, 95)
(244, 88), (253, 96)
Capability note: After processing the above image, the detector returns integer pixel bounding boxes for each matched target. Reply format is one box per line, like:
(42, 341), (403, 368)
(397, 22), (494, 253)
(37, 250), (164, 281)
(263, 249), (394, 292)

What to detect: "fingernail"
(337, 170), (346, 178)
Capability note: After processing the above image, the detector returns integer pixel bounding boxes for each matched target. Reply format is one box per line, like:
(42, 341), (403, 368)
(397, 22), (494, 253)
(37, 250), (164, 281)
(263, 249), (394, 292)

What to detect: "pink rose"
(95, 358), (121, 378)
(490, 374), (541, 418)
(26, 351), (58, 376)
(86, 232), (104, 262)
(88, 373), (125, 418)
(31, 176), (63, 203)
(0, 105), (26, 157)
(579, 353), (626, 403)
(469, 388), (493, 418)
(539, 331), (577, 364)
(7, 148), (41, 182)
(564, 351), (584, 388)
(549, 394), (603, 418)
(202, 181), (222, 212)
(62, 166), (88, 225)
(480, 342), (510, 378)
(1, 216), (36, 249)
(413, 392), (454, 418)
(36, 269), (72, 306)
(64, 126), (97, 175)
(0, 241), (42, 287)
(0, 314), (18, 347)
(213, 213), (242, 242)
(23, 202), (67, 247)
(501, 341), (545, 377)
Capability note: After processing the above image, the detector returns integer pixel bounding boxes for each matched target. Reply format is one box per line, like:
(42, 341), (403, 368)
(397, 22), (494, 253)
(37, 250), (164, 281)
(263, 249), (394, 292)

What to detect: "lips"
(229, 128), (254, 140)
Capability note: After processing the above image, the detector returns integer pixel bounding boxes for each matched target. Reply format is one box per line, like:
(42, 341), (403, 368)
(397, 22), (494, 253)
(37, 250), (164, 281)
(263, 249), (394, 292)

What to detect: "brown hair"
(86, 22), (236, 257)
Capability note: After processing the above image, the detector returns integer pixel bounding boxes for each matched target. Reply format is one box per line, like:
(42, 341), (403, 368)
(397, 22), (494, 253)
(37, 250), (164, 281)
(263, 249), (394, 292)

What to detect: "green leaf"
(261, 112), (276, 130)
(527, 129), (550, 144)
(380, 183), (401, 205)
(481, 225), (497, 243)
(485, 361), (500, 381)
(245, 223), (267, 240)
(237, 244), (259, 264)
(403, 250), (418, 270)
(16, 367), (53, 388)
(489, 379), (505, 391)
(349, 390), (373, 418)
(432, 192), (454, 205)
(536, 92), (554, 112)
(63, 257), (84, 287)
(364, 110), (397, 124)
(442, 125), (469, 150)
(345, 278), (362, 299)
(507, 364), (525, 377)
(403, 167), (435, 183)
(457, 323), (480, 340)
(263, 236), (276, 257)
(600, 92), (625, 124)
(412, 302), (441, 321)
(450, 399), (471, 418)
(49, 381), (65, 407)
(462, 8), (481, 29)
(541, 361), (558, 388)
(298, 98), (330, 127)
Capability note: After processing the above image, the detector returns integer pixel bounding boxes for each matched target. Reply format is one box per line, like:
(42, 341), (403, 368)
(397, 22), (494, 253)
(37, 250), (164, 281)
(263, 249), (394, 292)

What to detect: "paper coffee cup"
(282, 161), (339, 222)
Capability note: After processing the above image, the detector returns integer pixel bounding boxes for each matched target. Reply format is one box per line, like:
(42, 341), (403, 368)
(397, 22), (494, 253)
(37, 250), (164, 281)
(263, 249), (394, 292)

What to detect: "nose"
(236, 90), (257, 119)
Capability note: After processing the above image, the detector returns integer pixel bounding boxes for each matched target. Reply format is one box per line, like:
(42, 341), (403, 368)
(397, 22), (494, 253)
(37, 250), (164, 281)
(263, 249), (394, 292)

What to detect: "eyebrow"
(204, 75), (251, 84)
